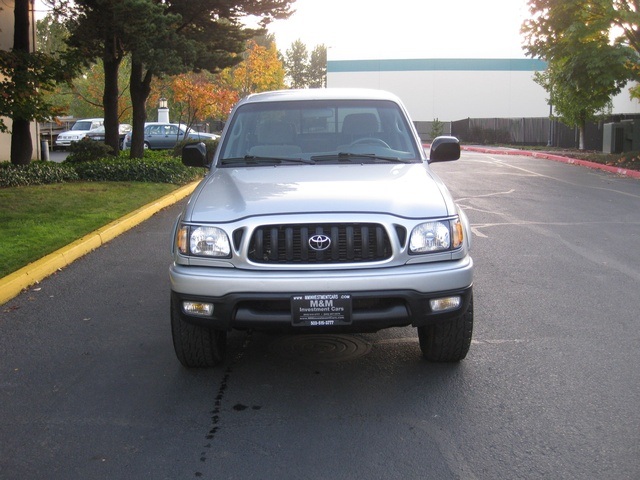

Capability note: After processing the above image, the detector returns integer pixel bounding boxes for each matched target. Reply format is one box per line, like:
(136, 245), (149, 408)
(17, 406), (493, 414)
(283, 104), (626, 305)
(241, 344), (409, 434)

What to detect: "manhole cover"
(270, 334), (372, 363)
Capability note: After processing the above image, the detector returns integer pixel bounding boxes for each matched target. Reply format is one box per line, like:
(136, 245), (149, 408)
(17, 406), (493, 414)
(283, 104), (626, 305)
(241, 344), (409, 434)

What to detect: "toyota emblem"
(309, 234), (331, 251)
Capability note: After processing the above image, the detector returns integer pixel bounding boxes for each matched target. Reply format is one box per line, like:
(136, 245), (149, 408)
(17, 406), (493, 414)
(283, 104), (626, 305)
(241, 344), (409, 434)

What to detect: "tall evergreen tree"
(284, 39), (309, 88)
(308, 44), (327, 88)
(56, 0), (293, 157)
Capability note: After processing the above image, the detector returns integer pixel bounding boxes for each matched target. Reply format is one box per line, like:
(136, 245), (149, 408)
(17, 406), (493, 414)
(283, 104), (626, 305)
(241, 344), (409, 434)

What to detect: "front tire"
(171, 295), (226, 368)
(418, 294), (473, 362)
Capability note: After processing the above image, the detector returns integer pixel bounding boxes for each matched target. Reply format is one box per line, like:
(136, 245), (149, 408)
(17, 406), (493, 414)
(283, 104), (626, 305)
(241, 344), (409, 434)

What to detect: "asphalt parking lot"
(1, 150), (639, 479)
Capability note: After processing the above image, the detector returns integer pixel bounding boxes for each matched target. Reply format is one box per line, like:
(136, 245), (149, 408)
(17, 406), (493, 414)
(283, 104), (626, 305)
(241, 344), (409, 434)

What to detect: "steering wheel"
(350, 137), (391, 148)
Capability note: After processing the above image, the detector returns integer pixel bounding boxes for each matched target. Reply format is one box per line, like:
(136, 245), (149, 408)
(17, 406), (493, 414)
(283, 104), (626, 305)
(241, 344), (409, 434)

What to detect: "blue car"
(123, 122), (219, 150)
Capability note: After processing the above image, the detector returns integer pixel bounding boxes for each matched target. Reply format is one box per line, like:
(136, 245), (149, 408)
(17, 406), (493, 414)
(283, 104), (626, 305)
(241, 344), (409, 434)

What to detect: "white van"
(55, 118), (104, 149)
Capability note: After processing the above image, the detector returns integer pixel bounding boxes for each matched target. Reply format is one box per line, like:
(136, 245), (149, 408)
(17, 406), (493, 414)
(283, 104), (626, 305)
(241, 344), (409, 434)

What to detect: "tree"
(147, 73), (238, 130)
(72, 59), (132, 121)
(57, 0), (174, 155)
(123, 1), (195, 158)
(37, 12), (132, 124)
(126, 0), (293, 158)
(223, 39), (286, 96)
(308, 44), (327, 88)
(52, 0), (293, 156)
(0, 1), (71, 164)
(283, 40), (327, 89)
(604, 0), (640, 99)
(52, 0), (293, 157)
(36, 13), (69, 55)
(284, 39), (308, 88)
(522, 0), (637, 149)
(170, 72), (228, 129)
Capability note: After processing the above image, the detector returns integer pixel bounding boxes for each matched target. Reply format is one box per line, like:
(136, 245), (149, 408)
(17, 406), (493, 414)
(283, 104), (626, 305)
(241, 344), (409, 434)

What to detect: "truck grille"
(248, 223), (392, 264)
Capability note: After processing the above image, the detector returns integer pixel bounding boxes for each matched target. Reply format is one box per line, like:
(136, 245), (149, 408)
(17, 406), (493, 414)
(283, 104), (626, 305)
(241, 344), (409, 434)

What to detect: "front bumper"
(170, 257), (473, 332)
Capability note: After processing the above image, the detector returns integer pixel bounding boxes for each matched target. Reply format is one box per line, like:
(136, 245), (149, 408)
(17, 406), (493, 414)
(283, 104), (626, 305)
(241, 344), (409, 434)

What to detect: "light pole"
(158, 98), (169, 123)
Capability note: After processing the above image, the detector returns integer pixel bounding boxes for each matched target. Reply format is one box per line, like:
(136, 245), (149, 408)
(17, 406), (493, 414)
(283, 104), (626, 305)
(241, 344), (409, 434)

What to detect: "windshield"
(72, 121), (94, 131)
(217, 99), (421, 166)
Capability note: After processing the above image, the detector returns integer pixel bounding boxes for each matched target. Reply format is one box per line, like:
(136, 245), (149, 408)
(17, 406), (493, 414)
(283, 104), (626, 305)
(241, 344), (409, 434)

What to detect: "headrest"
(342, 113), (379, 135)
(256, 121), (297, 144)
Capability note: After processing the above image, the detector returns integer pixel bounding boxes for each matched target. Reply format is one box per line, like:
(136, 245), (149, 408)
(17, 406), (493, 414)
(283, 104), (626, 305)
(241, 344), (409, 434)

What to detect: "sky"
(267, 0), (532, 60)
(33, 0), (532, 61)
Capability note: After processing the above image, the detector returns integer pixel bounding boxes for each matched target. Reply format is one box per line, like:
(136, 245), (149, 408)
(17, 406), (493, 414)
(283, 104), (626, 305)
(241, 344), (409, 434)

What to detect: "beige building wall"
(1, 0), (41, 162)
(327, 58), (640, 122)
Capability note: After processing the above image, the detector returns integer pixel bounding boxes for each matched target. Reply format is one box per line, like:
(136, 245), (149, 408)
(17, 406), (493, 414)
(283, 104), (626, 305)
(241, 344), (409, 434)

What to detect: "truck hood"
(187, 163), (452, 223)
(58, 129), (92, 137)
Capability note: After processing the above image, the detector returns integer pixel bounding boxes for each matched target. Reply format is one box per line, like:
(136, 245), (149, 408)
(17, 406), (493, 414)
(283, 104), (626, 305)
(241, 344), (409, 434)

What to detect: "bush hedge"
(72, 156), (204, 184)
(64, 138), (114, 164)
(0, 161), (79, 187)
(0, 150), (205, 188)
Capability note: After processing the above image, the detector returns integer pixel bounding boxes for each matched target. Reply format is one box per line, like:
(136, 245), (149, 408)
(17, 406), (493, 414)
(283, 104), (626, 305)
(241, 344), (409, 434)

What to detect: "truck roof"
(240, 88), (403, 105)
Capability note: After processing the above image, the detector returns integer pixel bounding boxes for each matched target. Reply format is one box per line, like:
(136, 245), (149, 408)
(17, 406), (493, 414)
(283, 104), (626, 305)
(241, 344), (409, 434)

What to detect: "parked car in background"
(85, 124), (132, 150)
(123, 122), (219, 150)
(54, 118), (104, 149)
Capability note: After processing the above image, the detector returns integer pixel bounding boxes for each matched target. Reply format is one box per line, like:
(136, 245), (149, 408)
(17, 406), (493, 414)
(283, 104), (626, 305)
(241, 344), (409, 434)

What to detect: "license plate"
(291, 294), (352, 326)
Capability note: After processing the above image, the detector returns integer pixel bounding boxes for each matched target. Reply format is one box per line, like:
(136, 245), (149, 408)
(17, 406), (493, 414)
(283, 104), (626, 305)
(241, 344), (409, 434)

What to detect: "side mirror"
(429, 136), (460, 163)
(182, 142), (208, 167)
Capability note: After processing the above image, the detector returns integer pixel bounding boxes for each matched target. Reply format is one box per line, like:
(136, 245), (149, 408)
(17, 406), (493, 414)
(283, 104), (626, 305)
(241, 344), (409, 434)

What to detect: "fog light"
(183, 301), (214, 317)
(430, 296), (461, 312)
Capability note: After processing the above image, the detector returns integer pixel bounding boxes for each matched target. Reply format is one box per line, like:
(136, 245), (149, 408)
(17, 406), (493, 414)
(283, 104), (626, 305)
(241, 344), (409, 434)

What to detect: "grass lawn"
(0, 182), (180, 278)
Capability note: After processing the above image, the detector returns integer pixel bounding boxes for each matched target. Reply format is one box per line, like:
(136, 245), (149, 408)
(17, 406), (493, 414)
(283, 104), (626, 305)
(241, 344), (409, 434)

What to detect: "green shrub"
(0, 161), (79, 188)
(65, 138), (114, 164)
(72, 156), (204, 184)
(0, 146), (206, 188)
(430, 118), (445, 139)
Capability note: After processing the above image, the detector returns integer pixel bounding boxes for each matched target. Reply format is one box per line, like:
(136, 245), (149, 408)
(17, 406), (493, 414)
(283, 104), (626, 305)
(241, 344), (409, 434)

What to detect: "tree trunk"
(578, 118), (586, 150)
(103, 51), (122, 155)
(129, 61), (153, 159)
(10, 120), (33, 165)
(10, 0), (33, 165)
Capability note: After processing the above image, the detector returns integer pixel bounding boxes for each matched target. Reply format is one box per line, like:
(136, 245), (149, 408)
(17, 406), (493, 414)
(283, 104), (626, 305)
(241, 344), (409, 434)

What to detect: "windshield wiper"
(220, 155), (313, 166)
(310, 152), (414, 164)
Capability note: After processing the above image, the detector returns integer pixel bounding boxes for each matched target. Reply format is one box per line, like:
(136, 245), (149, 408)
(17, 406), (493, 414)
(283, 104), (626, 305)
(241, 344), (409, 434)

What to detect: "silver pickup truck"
(170, 89), (473, 367)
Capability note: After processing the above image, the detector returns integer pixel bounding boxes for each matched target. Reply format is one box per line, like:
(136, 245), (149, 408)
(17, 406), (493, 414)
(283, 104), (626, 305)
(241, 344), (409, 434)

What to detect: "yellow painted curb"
(0, 181), (199, 306)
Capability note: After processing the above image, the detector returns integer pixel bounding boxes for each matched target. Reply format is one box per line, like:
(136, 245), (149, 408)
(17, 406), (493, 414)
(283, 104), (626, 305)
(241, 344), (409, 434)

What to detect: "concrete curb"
(0, 181), (199, 306)
(460, 145), (640, 179)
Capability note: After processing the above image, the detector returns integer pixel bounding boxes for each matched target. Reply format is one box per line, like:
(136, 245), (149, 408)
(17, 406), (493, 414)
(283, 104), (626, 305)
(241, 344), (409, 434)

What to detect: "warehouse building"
(327, 58), (640, 147)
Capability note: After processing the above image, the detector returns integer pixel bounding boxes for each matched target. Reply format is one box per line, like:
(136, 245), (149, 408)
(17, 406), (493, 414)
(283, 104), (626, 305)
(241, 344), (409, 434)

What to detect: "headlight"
(177, 225), (231, 257)
(409, 218), (464, 254)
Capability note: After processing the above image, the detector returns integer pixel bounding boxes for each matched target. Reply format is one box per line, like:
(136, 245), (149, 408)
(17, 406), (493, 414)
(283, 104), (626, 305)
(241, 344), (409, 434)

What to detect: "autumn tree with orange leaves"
(223, 40), (286, 97)
(168, 72), (239, 130)
(147, 39), (284, 132)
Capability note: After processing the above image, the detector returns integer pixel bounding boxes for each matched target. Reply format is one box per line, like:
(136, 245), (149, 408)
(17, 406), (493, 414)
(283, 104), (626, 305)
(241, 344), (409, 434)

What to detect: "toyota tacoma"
(170, 89), (473, 367)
